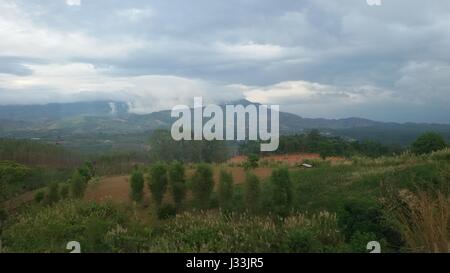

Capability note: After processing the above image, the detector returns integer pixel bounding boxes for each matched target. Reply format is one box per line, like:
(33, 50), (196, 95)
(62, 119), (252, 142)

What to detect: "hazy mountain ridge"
(1, 100), (450, 145)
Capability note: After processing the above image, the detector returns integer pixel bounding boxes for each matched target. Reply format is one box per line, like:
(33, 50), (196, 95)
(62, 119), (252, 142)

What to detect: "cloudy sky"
(0, 0), (450, 123)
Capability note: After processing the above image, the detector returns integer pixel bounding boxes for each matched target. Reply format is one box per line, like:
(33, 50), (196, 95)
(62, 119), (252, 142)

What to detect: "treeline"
(0, 138), (81, 167)
(149, 129), (229, 163)
(92, 151), (151, 176)
(239, 130), (403, 158)
(0, 160), (76, 202)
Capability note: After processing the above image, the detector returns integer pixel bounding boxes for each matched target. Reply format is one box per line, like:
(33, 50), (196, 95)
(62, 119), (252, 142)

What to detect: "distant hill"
(0, 101), (129, 121)
(0, 100), (450, 146)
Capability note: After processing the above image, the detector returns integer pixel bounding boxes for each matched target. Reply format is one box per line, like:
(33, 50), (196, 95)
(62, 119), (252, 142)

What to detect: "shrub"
(191, 164), (214, 209)
(343, 231), (379, 253)
(411, 132), (447, 155)
(168, 161), (186, 208)
(34, 190), (45, 203)
(338, 201), (402, 249)
(60, 184), (69, 199)
(1, 201), (129, 253)
(243, 154), (259, 170)
(148, 162), (168, 206)
(244, 172), (261, 213)
(70, 171), (87, 199)
(0, 207), (7, 224)
(46, 182), (60, 205)
(285, 228), (322, 252)
(130, 169), (145, 203)
(218, 169), (234, 211)
(157, 204), (177, 220)
(0, 161), (30, 201)
(270, 167), (293, 217)
(78, 161), (95, 181)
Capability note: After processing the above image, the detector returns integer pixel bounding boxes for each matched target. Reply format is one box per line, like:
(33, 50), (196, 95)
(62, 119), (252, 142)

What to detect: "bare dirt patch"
(229, 153), (346, 166)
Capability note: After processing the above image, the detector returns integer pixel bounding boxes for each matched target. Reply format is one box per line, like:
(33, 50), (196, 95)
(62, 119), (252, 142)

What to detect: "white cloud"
(116, 8), (153, 22)
(66, 0), (81, 6)
(241, 81), (393, 105)
(215, 42), (287, 61)
(0, 62), (243, 112)
(0, 2), (143, 60)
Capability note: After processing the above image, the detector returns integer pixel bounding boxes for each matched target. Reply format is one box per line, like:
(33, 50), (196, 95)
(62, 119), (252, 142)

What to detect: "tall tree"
(71, 171), (87, 199)
(191, 164), (214, 209)
(168, 161), (186, 208)
(270, 167), (293, 217)
(411, 132), (447, 155)
(244, 172), (261, 213)
(130, 168), (145, 203)
(218, 169), (234, 211)
(148, 162), (168, 206)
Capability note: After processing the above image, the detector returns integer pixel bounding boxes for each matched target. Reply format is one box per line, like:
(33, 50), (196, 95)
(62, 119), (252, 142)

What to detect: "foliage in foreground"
(2, 200), (377, 253)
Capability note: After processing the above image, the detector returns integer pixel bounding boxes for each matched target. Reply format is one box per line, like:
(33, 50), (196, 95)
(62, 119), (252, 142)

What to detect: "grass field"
(1, 150), (449, 253)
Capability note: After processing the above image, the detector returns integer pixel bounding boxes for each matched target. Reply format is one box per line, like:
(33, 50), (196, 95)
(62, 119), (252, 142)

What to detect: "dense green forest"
(239, 130), (403, 158)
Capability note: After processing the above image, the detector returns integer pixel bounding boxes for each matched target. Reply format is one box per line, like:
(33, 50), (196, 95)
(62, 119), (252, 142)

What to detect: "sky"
(0, 0), (450, 123)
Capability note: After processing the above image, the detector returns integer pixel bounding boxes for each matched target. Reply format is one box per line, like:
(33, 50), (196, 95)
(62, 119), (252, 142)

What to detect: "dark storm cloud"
(1, 0), (450, 122)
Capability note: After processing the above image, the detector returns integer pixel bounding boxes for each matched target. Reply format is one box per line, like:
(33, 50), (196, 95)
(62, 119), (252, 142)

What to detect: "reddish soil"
(229, 153), (345, 166)
(5, 153), (346, 209)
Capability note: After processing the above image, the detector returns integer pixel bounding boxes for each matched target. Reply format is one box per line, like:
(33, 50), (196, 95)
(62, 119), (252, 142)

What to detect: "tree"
(270, 167), (293, 217)
(244, 172), (261, 213)
(168, 161), (186, 208)
(0, 161), (30, 201)
(191, 164), (214, 209)
(218, 169), (234, 211)
(78, 161), (95, 182)
(148, 162), (168, 206)
(130, 169), (145, 203)
(46, 182), (60, 205)
(60, 184), (69, 199)
(71, 171), (87, 199)
(411, 132), (447, 155)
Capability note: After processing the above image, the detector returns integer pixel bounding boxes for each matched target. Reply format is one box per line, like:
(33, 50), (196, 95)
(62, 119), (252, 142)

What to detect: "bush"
(70, 171), (87, 199)
(148, 162), (168, 206)
(347, 231), (379, 253)
(270, 167), (293, 217)
(338, 201), (402, 249)
(0, 161), (30, 201)
(130, 169), (145, 203)
(411, 132), (447, 155)
(218, 169), (234, 211)
(34, 190), (45, 203)
(157, 204), (177, 220)
(191, 164), (214, 209)
(285, 228), (322, 253)
(244, 172), (261, 213)
(46, 182), (60, 205)
(243, 154), (259, 170)
(168, 161), (186, 208)
(60, 184), (69, 199)
(1, 201), (129, 253)
(78, 161), (95, 181)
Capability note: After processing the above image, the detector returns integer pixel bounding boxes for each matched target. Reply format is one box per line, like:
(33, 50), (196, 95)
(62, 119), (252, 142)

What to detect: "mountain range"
(1, 100), (450, 146)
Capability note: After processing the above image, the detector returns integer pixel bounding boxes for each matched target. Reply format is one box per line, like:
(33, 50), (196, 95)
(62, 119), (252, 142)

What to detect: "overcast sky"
(0, 0), (450, 123)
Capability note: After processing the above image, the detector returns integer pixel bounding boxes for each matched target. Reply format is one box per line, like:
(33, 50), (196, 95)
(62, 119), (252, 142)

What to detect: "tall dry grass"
(388, 189), (450, 252)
